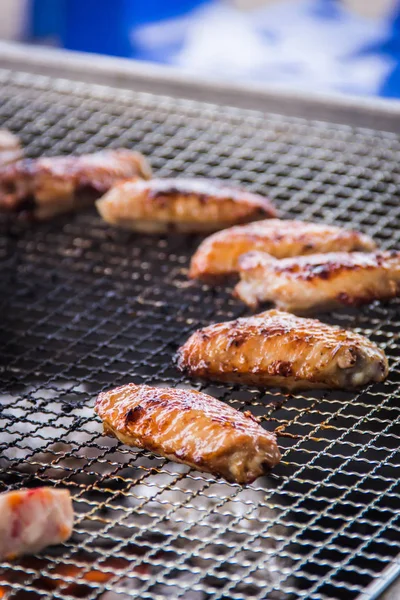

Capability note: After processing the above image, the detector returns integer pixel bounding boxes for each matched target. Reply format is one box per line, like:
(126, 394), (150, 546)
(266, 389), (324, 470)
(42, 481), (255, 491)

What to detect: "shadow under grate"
(0, 69), (399, 600)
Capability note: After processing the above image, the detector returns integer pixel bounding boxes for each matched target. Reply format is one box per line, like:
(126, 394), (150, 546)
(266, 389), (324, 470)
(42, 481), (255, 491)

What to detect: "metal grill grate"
(0, 69), (399, 600)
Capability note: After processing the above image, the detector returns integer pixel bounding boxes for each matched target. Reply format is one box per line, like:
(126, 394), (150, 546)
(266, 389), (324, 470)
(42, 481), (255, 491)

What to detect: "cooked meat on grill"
(235, 250), (400, 312)
(96, 178), (277, 233)
(95, 383), (281, 484)
(0, 130), (22, 167)
(0, 488), (73, 561)
(0, 149), (151, 220)
(189, 219), (376, 281)
(177, 309), (388, 391)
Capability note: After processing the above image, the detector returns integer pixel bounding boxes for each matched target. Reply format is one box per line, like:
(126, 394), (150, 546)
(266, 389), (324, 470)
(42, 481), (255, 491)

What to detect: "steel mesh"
(0, 69), (399, 600)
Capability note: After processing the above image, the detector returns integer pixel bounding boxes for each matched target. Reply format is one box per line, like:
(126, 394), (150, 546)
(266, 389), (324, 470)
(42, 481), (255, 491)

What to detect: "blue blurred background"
(3, 0), (400, 98)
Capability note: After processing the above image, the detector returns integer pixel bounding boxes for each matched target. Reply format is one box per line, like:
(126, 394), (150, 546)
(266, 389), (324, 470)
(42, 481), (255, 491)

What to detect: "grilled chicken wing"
(0, 130), (22, 167)
(95, 383), (281, 484)
(0, 488), (73, 561)
(189, 219), (376, 281)
(0, 149), (151, 220)
(235, 250), (400, 312)
(96, 178), (277, 233)
(177, 309), (388, 390)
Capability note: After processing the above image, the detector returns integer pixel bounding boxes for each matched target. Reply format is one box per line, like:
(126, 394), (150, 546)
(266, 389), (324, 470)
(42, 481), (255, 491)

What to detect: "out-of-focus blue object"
(30, 0), (65, 42)
(63, 0), (212, 58)
(374, 8), (400, 97)
(28, 0), (400, 98)
(30, 0), (211, 57)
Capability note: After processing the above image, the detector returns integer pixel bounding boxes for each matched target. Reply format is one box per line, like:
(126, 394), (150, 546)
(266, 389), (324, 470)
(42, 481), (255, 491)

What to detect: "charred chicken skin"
(189, 219), (376, 281)
(235, 250), (400, 313)
(177, 309), (388, 391)
(0, 149), (151, 219)
(95, 383), (281, 484)
(96, 178), (277, 233)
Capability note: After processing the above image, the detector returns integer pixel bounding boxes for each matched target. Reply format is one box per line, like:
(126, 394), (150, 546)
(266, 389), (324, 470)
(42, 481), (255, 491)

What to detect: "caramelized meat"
(95, 383), (281, 484)
(0, 488), (73, 560)
(235, 250), (400, 312)
(96, 178), (277, 233)
(0, 130), (22, 167)
(177, 309), (388, 391)
(0, 149), (151, 219)
(189, 219), (376, 280)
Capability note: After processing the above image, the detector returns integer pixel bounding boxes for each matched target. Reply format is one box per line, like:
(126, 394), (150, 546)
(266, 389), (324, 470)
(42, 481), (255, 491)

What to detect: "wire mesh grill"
(0, 69), (399, 600)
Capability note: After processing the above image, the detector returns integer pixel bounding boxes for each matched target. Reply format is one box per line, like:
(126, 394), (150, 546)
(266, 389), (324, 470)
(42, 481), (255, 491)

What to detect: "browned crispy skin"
(177, 310), (388, 391)
(95, 383), (281, 484)
(189, 219), (376, 281)
(0, 149), (151, 220)
(235, 250), (400, 312)
(0, 130), (22, 167)
(96, 178), (277, 233)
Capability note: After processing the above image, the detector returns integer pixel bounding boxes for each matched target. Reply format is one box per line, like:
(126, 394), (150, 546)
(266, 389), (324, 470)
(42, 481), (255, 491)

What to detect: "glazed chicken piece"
(189, 219), (376, 281)
(95, 383), (281, 484)
(0, 488), (73, 560)
(0, 130), (22, 167)
(177, 309), (388, 391)
(0, 149), (151, 220)
(235, 250), (400, 313)
(96, 178), (277, 233)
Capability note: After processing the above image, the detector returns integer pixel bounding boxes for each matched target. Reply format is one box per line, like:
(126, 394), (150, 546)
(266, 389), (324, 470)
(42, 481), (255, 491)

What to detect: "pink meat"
(0, 488), (73, 560)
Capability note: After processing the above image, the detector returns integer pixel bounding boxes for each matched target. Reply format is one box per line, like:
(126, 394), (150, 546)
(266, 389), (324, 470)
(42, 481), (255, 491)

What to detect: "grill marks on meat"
(235, 250), (400, 312)
(177, 309), (388, 391)
(189, 219), (375, 280)
(96, 178), (277, 233)
(95, 383), (281, 484)
(0, 149), (151, 219)
(0, 488), (73, 560)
